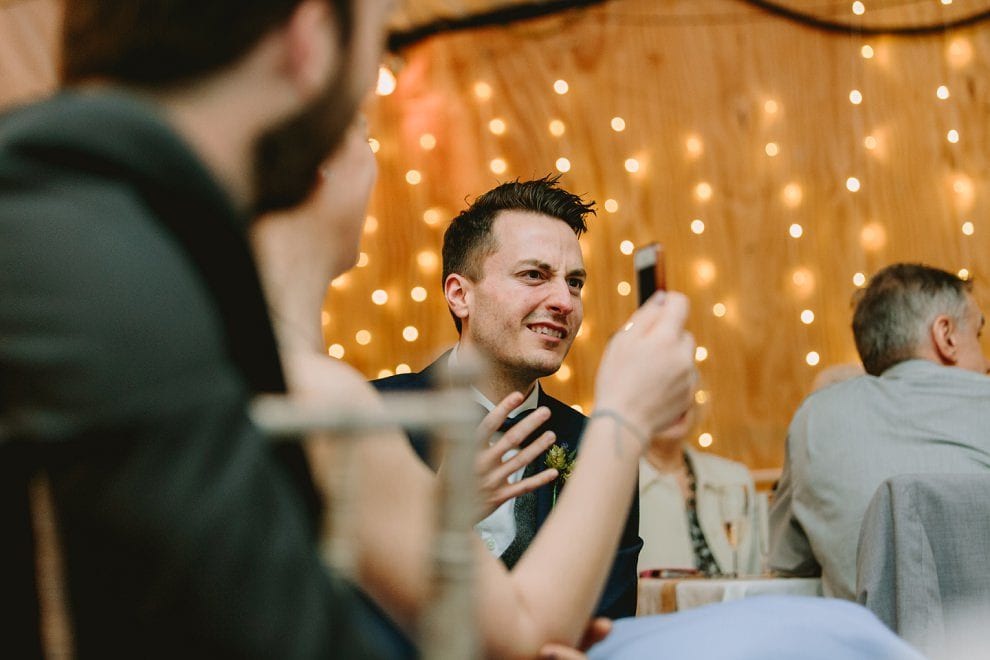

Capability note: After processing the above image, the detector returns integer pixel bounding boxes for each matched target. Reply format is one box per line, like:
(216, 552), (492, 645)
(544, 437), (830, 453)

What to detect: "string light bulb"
(959, 268), (970, 280)
(853, 272), (867, 287)
(419, 134), (436, 150)
(556, 364), (572, 382)
(846, 177), (861, 192)
(694, 259), (717, 286)
(553, 79), (569, 95)
(549, 119), (566, 137)
(604, 199), (619, 213)
(962, 222), (975, 236)
(698, 433), (713, 448)
(849, 89), (863, 105)
(617, 281), (631, 296)
(624, 158), (640, 173)
(695, 346), (709, 362)
(947, 130), (960, 144)
(371, 289), (388, 305)
(405, 170), (422, 185)
(473, 81), (493, 100)
(402, 326), (419, 342)
(691, 219), (706, 234)
(936, 85), (950, 100)
(789, 223), (804, 238)
(861, 45), (874, 59)
(422, 208), (443, 226)
(782, 182), (803, 208)
(806, 351), (821, 366)
(611, 117), (626, 132)
(355, 330), (372, 345)
(765, 142), (780, 157)
(489, 118), (506, 135)
(417, 250), (438, 272)
(490, 158), (508, 175)
(712, 303), (727, 318)
(364, 215), (378, 234)
(619, 240), (635, 255)
(695, 181), (713, 201)
(685, 134), (704, 158)
(555, 157), (571, 173)
(328, 344), (345, 359)
(852, 1), (865, 16)
(801, 309), (815, 324)
(376, 65), (397, 96)
(396, 364), (411, 375)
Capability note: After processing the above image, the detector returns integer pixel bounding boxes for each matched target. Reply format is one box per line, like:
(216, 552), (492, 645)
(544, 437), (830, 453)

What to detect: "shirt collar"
(449, 343), (541, 417)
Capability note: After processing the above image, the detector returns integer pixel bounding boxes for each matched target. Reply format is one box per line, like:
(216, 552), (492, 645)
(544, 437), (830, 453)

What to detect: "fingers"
(578, 617), (613, 650)
(486, 429), (556, 483)
(491, 467), (558, 504)
(622, 290), (690, 338)
(538, 644), (587, 660)
(476, 392), (526, 445)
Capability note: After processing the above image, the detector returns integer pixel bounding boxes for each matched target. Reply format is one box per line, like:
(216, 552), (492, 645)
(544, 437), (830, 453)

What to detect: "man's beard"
(251, 72), (361, 215)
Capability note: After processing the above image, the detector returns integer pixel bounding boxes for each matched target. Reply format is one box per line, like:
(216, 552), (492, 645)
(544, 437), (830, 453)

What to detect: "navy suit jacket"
(373, 351), (642, 619)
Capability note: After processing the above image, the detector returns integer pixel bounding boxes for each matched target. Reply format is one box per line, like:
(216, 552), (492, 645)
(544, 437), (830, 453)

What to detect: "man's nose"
(545, 278), (574, 314)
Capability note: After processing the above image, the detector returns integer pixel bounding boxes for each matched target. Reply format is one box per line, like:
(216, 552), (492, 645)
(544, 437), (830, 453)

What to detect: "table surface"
(637, 575), (823, 616)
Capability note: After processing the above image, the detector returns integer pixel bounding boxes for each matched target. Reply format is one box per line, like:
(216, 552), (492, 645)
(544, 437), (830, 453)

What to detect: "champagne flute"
(716, 483), (750, 578)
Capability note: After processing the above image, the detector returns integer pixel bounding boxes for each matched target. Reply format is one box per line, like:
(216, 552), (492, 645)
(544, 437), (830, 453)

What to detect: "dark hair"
(61, 0), (350, 88)
(441, 174), (594, 333)
(853, 263), (973, 376)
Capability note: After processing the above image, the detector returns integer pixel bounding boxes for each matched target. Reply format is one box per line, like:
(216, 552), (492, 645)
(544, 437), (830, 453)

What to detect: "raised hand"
(472, 392), (559, 521)
(593, 291), (696, 446)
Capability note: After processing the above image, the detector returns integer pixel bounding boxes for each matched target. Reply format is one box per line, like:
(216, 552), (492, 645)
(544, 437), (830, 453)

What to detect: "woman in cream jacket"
(638, 405), (761, 576)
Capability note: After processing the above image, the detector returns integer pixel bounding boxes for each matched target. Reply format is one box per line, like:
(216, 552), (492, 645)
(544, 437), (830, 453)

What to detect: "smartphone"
(633, 242), (666, 306)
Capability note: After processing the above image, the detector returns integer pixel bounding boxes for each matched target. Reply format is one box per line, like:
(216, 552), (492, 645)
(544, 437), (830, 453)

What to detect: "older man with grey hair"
(769, 262), (990, 599)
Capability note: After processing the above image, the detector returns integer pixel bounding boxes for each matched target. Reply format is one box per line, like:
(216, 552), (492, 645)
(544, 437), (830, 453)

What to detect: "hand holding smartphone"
(633, 242), (666, 306)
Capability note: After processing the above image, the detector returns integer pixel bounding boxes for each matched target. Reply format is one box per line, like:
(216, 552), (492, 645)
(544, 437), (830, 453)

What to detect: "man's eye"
(523, 271), (542, 280)
(568, 279), (585, 290)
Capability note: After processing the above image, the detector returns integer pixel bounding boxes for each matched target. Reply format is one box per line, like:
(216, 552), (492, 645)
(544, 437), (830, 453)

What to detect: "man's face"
(253, 0), (391, 213)
(953, 294), (989, 374)
(461, 211), (585, 383)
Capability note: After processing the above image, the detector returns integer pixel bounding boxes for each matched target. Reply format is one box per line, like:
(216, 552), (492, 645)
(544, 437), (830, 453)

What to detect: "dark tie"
(495, 407), (537, 445)
(489, 407), (542, 568)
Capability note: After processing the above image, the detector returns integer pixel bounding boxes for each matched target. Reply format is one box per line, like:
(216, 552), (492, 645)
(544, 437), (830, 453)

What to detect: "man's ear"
(444, 274), (472, 325)
(931, 314), (959, 365)
(283, 0), (340, 97)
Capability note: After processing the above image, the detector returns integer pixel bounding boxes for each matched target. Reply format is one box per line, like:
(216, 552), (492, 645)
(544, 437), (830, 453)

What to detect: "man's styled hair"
(61, 0), (351, 87)
(853, 263), (973, 376)
(441, 174), (594, 333)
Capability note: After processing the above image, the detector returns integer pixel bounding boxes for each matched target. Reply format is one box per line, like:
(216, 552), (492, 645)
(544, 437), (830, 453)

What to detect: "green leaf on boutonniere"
(545, 443), (577, 508)
(545, 443), (576, 480)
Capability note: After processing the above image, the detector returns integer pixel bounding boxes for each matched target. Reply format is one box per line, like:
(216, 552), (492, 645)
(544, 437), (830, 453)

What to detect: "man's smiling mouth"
(528, 323), (566, 339)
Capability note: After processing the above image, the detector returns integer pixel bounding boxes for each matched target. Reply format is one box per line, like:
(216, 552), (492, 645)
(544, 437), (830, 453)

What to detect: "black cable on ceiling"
(387, 0), (608, 51)
(387, 0), (990, 53)
(726, 0), (990, 37)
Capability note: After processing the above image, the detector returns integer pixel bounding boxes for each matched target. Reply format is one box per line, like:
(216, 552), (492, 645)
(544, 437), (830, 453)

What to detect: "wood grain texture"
(356, 0), (990, 471)
(2, 0), (989, 471)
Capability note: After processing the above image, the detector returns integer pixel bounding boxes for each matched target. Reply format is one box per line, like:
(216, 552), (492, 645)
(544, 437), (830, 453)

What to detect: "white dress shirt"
(449, 345), (540, 557)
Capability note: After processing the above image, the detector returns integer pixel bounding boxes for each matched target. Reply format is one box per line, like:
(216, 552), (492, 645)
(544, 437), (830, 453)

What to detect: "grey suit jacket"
(857, 473), (990, 655)
(769, 359), (990, 599)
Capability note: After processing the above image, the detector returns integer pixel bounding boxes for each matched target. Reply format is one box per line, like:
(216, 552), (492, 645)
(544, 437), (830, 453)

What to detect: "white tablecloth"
(637, 576), (823, 616)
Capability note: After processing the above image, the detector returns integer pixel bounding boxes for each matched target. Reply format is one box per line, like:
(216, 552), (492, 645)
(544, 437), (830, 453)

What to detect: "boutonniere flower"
(544, 442), (576, 506)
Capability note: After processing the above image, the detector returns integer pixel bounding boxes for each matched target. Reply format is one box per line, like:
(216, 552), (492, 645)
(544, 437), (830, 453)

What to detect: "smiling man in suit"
(375, 175), (642, 619)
